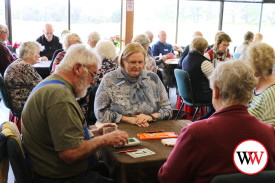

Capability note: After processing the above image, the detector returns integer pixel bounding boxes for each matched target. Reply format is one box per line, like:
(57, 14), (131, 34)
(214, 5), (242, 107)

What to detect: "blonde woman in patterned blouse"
(95, 43), (172, 127)
(4, 41), (42, 114)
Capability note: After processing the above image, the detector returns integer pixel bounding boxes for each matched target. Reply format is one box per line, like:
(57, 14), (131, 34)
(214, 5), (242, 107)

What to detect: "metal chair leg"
(176, 101), (185, 120)
(192, 107), (200, 122)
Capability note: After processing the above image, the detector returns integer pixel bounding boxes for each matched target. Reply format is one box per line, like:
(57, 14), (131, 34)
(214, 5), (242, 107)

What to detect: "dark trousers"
(34, 162), (114, 183)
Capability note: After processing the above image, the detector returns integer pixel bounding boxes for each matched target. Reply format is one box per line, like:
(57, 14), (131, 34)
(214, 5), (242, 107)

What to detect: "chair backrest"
(0, 74), (13, 110)
(50, 48), (64, 72)
(87, 84), (99, 126)
(174, 69), (194, 105)
(210, 170), (275, 183)
(1, 122), (33, 183)
(233, 53), (241, 60)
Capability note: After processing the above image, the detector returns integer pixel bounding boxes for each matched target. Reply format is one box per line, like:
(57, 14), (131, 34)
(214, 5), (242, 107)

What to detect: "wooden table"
(33, 61), (51, 79)
(100, 120), (190, 183)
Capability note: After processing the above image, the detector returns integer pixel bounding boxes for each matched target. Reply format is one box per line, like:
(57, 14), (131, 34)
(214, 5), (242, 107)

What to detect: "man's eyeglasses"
(83, 66), (97, 78)
(1, 31), (9, 35)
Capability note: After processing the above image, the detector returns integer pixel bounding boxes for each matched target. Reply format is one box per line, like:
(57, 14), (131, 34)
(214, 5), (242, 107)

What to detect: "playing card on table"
(127, 148), (156, 158)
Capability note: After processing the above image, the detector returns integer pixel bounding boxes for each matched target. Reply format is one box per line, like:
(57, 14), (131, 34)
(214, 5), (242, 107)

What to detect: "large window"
(134, 0), (177, 45)
(70, 0), (121, 45)
(223, 2), (261, 52)
(11, 0), (68, 43)
(178, 0), (220, 47)
(261, 3), (275, 48)
(0, 0), (5, 24)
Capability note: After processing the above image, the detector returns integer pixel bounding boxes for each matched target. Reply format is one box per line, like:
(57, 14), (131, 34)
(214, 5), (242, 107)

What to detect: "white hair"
(132, 34), (150, 50)
(88, 31), (101, 42)
(56, 44), (100, 72)
(95, 40), (116, 61)
(0, 24), (7, 32)
(210, 60), (257, 106)
(18, 41), (43, 60)
(145, 31), (153, 40)
(62, 33), (82, 51)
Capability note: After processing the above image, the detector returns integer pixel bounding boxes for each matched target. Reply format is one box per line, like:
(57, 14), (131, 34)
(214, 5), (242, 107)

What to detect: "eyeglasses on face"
(1, 31), (9, 35)
(82, 65), (97, 78)
(126, 60), (144, 66)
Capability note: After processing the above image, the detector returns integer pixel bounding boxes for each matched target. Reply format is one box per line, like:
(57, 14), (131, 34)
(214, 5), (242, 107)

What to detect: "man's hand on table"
(103, 130), (129, 147)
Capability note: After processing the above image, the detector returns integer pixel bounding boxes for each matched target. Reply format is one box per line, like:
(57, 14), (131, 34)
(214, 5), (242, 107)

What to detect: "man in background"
(0, 24), (16, 76)
(152, 30), (175, 64)
(36, 23), (62, 60)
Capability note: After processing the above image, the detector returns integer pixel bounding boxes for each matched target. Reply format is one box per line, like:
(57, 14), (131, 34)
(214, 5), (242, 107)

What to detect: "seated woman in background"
(204, 33), (232, 67)
(51, 33), (82, 73)
(158, 60), (275, 183)
(182, 36), (214, 119)
(247, 42), (275, 126)
(235, 31), (254, 60)
(95, 43), (172, 127)
(94, 40), (117, 85)
(132, 33), (157, 73)
(4, 41), (43, 131)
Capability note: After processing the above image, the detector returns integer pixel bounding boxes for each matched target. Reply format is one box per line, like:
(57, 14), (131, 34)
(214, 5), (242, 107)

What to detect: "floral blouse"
(94, 68), (172, 123)
(145, 55), (157, 73)
(51, 51), (66, 74)
(94, 59), (118, 85)
(4, 59), (42, 114)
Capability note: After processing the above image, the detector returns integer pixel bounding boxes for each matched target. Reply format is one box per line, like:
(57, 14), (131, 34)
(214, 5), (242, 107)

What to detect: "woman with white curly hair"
(247, 42), (275, 126)
(94, 40), (118, 85)
(4, 41), (43, 132)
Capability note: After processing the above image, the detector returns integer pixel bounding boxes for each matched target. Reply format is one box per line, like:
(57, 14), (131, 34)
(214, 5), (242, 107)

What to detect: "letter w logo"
(236, 151), (264, 165)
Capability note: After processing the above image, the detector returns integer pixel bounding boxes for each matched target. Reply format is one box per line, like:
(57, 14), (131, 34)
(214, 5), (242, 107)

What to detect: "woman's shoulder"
(101, 69), (122, 83)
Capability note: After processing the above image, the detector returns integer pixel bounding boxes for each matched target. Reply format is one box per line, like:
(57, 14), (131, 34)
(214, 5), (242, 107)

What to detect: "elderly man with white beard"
(22, 44), (128, 183)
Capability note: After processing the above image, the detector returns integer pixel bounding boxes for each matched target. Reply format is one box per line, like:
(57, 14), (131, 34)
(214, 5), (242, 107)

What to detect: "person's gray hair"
(63, 33), (82, 51)
(56, 44), (99, 73)
(96, 40), (116, 61)
(246, 42), (275, 78)
(210, 60), (257, 106)
(88, 31), (101, 42)
(18, 41), (43, 61)
(132, 34), (150, 50)
(0, 24), (7, 32)
(145, 31), (153, 40)
(190, 36), (208, 55)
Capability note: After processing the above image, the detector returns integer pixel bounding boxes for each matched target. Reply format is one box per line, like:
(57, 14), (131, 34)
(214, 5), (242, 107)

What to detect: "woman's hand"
(135, 114), (152, 127)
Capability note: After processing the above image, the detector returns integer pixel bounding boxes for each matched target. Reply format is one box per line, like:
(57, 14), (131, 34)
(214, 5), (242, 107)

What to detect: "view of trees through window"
(177, 0), (220, 47)
(10, 0), (68, 43)
(223, 2), (261, 51)
(134, 0), (177, 45)
(2, 0), (275, 51)
(70, 0), (121, 44)
(0, 1), (5, 24)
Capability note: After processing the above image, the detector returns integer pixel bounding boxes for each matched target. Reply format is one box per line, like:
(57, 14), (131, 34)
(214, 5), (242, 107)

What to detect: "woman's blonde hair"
(190, 36), (208, 55)
(246, 42), (275, 78)
(210, 60), (257, 106)
(118, 43), (146, 69)
(63, 33), (82, 51)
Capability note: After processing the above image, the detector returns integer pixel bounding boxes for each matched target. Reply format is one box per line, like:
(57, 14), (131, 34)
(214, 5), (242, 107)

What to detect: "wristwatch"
(148, 114), (156, 121)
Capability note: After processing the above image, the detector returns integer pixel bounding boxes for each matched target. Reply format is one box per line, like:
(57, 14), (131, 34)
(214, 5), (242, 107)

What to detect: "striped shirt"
(248, 84), (275, 126)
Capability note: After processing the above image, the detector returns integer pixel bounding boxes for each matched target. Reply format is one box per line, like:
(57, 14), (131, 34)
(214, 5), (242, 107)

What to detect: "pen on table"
(119, 149), (138, 153)
(146, 130), (164, 133)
